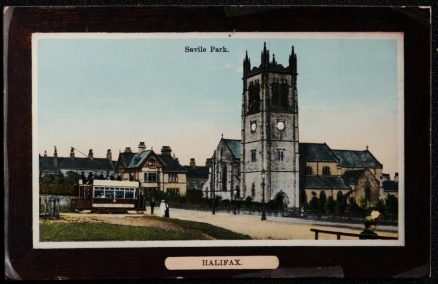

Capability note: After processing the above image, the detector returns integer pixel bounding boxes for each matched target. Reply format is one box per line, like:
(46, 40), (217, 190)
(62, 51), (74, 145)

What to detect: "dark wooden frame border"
(5, 6), (430, 279)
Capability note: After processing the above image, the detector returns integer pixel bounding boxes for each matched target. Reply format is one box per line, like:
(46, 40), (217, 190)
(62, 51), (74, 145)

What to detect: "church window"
(248, 81), (260, 114)
(251, 183), (256, 197)
(306, 166), (313, 175)
(251, 150), (257, 162)
(280, 81), (289, 110)
(322, 166), (331, 175)
(222, 165), (227, 191)
(277, 149), (285, 161)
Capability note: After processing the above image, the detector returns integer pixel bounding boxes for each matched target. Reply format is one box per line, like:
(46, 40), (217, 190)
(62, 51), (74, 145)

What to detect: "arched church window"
(248, 81), (260, 114)
(322, 166), (331, 175)
(271, 80), (280, 110)
(306, 166), (313, 175)
(222, 165), (227, 191)
(280, 81), (289, 110)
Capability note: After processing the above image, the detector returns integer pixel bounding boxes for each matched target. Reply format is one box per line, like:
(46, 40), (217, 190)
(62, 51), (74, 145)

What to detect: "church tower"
(240, 43), (299, 208)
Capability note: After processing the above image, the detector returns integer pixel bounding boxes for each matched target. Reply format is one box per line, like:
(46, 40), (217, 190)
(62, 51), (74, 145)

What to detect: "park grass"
(151, 216), (252, 240)
(40, 217), (252, 241)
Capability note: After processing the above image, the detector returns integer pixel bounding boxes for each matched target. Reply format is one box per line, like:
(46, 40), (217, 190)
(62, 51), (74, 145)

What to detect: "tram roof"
(92, 180), (139, 187)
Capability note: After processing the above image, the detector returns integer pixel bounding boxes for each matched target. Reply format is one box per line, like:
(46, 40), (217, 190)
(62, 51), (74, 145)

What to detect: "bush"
(324, 196), (336, 214)
(385, 195), (398, 217)
(309, 196), (319, 212)
(319, 191), (327, 213)
(335, 192), (347, 214)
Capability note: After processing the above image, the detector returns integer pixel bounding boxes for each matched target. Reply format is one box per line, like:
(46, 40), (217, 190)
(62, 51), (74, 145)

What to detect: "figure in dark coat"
(359, 210), (381, 239)
(150, 199), (156, 215)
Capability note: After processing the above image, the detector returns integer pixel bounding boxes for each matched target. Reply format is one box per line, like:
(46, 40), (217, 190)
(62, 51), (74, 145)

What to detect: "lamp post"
(261, 169), (267, 220)
(212, 154), (216, 215)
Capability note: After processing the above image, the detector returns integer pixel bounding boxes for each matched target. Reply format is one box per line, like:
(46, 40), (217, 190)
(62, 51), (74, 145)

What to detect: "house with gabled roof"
(116, 142), (187, 196)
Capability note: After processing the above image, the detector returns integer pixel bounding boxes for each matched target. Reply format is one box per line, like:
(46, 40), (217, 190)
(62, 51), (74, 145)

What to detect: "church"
(202, 43), (385, 209)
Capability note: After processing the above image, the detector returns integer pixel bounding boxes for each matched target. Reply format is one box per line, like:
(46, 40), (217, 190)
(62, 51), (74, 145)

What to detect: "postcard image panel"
(32, 32), (403, 248)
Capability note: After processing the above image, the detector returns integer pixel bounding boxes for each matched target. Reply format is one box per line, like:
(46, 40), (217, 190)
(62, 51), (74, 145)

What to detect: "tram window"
(94, 188), (104, 198)
(105, 188), (114, 198)
(115, 188), (124, 199)
(125, 189), (134, 199)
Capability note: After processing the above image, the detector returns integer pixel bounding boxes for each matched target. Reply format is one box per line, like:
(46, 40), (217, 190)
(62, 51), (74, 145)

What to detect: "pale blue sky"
(37, 35), (400, 175)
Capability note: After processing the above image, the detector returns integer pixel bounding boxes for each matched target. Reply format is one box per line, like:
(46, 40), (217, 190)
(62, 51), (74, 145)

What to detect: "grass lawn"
(155, 217), (251, 240)
(40, 218), (251, 241)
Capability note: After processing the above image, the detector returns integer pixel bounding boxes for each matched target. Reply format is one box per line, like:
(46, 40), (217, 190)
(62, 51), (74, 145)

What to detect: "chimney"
(190, 158), (196, 170)
(88, 149), (94, 159)
(161, 146), (172, 157)
(70, 147), (75, 158)
(53, 146), (58, 168)
(124, 147), (132, 153)
(394, 172), (399, 183)
(44, 150), (47, 157)
(107, 149), (112, 161)
(138, 141), (146, 153)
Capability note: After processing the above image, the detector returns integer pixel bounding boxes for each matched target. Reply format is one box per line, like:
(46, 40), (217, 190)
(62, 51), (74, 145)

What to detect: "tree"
(374, 199), (386, 216)
(385, 195), (398, 217)
(309, 192), (319, 212)
(319, 191), (327, 213)
(346, 197), (362, 215)
(325, 196), (336, 214)
(335, 191), (347, 214)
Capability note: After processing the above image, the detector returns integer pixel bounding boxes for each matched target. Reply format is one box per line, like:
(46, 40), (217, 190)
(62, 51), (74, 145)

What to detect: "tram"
(71, 180), (145, 213)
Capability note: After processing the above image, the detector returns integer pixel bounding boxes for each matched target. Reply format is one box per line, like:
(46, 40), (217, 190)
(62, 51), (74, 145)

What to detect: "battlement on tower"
(243, 42), (297, 77)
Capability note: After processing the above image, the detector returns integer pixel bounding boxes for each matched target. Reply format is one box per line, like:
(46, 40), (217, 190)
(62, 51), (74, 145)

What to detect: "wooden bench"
(310, 228), (398, 240)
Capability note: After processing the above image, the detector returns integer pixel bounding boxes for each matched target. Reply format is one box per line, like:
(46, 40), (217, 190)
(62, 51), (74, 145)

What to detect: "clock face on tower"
(276, 121), (285, 131)
(250, 122), (257, 132)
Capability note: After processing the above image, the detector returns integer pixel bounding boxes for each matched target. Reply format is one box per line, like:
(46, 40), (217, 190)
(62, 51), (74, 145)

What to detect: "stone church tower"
(241, 43), (300, 208)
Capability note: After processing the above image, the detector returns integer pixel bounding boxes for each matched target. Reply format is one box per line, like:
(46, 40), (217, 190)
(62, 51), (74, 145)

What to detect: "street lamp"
(261, 169), (267, 220)
(212, 154), (216, 215)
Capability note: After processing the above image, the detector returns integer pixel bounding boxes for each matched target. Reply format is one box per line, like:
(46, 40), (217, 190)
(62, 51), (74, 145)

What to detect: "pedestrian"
(165, 202), (170, 218)
(359, 210), (381, 239)
(159, 200), (166, 217)
(138, 192), (146, 213)
(150, 198), (155, 215)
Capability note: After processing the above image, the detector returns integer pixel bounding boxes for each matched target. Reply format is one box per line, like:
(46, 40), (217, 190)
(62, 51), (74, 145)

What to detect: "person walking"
(159, 200), (166, 217)
(164, 202), (170, 218)
(150, 198), (156, 215)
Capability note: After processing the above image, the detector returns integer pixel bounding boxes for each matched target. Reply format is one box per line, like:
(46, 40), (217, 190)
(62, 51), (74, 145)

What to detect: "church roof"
(222, 139), (241, 159)
(301, 175), (350, 190)
(184, 166), (209, 179)
(40, 156), (115, 172)
(332, 149), (382, 169)
(299, 143), (338, 162)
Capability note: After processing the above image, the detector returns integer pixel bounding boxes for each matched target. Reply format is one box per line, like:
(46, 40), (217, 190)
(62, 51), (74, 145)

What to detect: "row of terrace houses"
(39, 142), (210, 196)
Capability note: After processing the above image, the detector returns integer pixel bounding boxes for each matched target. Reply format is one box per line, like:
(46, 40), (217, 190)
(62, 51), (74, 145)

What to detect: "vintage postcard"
(32, 32), (404, 248)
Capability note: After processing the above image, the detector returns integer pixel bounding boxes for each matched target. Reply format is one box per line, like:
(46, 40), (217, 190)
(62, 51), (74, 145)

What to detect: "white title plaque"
(165, 256), (279, 270)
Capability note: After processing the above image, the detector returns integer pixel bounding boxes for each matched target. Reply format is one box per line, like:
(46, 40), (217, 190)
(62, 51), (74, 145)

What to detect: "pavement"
(150, 208), (399, 240)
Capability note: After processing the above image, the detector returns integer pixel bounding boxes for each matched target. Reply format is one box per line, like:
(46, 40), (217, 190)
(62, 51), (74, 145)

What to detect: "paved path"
(157, 208), (399, 240)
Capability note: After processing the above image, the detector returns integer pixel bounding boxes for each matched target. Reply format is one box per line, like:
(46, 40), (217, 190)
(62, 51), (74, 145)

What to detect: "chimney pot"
(161, 146), (172, 157)
(190, 158), (196, 169)
(138, 141), (146, 153)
